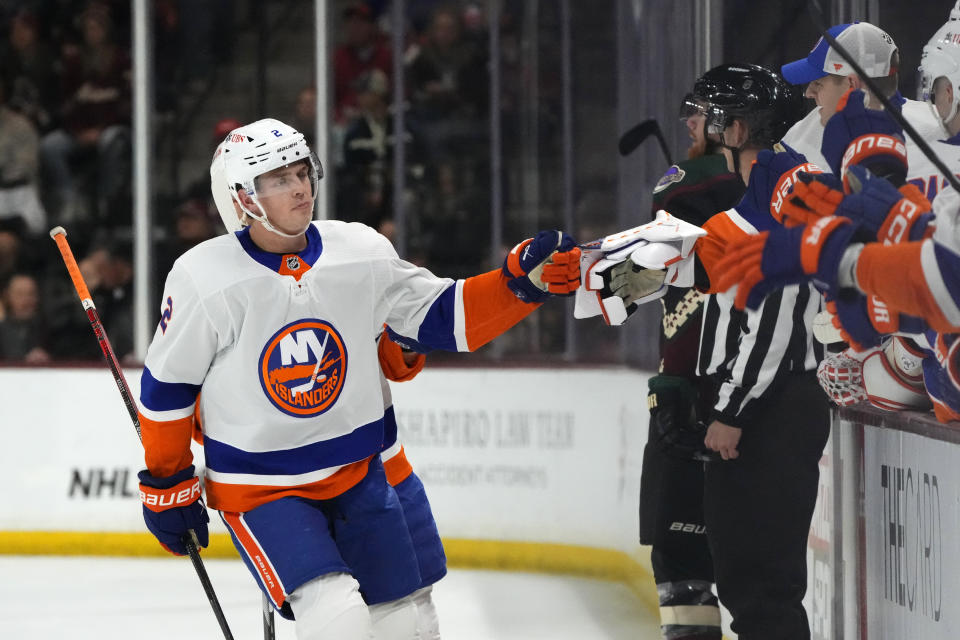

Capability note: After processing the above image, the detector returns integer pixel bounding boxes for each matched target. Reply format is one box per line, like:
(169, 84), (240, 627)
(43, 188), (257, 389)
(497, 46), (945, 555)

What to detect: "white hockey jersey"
(781, 107), (829, 171)
(781, 97), (946, 183)
(139, 220), (535, 513)
(904, 133), (960, 203)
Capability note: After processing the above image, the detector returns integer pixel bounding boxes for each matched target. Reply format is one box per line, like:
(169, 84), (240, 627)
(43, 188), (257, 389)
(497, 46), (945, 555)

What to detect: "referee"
(690, 64), (830, 640)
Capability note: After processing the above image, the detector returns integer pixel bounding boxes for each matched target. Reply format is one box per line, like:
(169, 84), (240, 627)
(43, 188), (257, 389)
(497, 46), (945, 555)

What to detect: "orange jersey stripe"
(697, 212), (754, 293)
(140, 412), (195, 478)
(856, 242), (956, 332)
(204, 456), (372, 513)
(383, 446), (414, 486)
(462, 268), (540, 351)
(378, 333), (426, 382)
(222, 512), (287, 608)
(191, 394), (204, 445)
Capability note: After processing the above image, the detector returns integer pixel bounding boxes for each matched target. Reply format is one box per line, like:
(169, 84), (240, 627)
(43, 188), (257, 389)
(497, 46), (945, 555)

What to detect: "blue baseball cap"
(782, 22), (898, 85)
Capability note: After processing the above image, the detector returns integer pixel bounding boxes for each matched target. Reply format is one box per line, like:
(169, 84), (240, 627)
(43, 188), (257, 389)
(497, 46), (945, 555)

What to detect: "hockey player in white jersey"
(135, 117), (581, 640)
(209, 142), (445, 638)
(780, 21), (944, 178)
(909, 8), (960, 201)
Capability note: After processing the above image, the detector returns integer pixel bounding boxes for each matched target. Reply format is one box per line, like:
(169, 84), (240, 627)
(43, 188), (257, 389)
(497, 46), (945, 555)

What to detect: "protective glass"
(253, 153), (323, 199)
(678, 93), (709, 120)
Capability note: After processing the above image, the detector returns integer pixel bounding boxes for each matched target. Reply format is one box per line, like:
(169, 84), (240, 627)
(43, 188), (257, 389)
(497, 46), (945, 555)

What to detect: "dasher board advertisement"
(863, 426), (956, 639)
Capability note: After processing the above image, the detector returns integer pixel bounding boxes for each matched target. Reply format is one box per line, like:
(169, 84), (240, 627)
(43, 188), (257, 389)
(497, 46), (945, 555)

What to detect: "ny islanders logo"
(259, 319), (347, 417)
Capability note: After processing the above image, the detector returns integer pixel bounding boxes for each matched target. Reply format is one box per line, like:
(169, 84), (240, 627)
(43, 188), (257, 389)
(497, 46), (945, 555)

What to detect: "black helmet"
(692, 63), (802, 148)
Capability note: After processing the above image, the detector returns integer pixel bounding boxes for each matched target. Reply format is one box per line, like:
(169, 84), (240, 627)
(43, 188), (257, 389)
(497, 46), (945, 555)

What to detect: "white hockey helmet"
(210, 141), (245, 233)
(919, 3), (960, 126)
(219, 118), (322, 237)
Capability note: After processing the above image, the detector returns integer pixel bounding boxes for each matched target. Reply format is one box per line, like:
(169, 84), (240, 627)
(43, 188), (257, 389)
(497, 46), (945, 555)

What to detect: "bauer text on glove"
(714, 216), (857, 310)
(139, 464), (209, 556)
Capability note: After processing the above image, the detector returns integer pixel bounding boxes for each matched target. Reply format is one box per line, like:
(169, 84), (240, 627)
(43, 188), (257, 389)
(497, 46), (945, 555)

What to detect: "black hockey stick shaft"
(807, 0), (960, 193)
(619, 118), (674, 164)
(182, 539), (236, 640)
(263, 593), (276, 640)
(50, 226), (236, 640)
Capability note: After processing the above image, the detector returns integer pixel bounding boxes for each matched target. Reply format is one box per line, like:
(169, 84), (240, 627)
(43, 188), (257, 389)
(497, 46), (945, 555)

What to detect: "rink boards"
(807, 407), (960, 640)
(5, 366), (955, 639)
(0, 366), (657, 611)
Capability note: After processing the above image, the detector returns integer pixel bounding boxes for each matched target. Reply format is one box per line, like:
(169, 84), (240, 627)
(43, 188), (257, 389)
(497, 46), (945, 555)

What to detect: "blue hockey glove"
(740, 146), (823, 225)
(825, 291), (928, 351)
(502, 230), (581, 303)
(138, 464), (209, 556)
(825, 293), (888, 351)
(714, 216), (857, 310)
(781, 166), (934, 243)
(820, 89), (907, 187)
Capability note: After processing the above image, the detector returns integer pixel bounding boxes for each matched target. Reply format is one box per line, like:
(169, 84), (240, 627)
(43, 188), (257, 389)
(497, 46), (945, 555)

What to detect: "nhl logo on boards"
(258, 319), (347, 417)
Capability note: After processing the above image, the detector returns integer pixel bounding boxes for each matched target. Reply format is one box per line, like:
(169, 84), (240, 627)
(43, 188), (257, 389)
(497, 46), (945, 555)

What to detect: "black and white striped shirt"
(697, 213), (824, 427)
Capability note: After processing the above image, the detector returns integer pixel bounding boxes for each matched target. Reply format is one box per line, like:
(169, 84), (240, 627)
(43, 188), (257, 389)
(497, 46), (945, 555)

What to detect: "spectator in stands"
(155, 197), (218, 286)
(39, 1), (131, 226)
(341, 69), (428, 235)
(0, 218), (24, 282)
(212, 117), (242, 146)
(0, 272), (50, 363)
(333, 2), (392, 125)
(292, 86), (317, 148)
(0, 78), (47, 236)
(406, 4), (487, 161)
(49, 239), (134, 361)
(1, 9), (59, 134)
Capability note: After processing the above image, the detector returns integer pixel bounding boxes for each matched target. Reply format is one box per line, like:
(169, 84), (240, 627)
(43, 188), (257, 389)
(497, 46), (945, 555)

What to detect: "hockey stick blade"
(619, 118), (674, 165)
(619, 119), (658, 156)
(806, 0), (960, 194)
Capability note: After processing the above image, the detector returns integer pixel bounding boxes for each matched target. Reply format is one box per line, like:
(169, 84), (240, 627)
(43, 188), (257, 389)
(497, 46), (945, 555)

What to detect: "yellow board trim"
(0, 531), (658, 614)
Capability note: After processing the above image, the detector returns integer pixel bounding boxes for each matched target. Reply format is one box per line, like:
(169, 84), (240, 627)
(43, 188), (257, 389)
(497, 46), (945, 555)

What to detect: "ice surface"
(0, 556), (658, 639)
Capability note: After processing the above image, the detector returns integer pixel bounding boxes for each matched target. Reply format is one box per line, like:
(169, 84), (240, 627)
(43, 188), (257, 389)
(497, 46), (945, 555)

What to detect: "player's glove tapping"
(781, 165), (933, 242)
(138, 464), (210, 556)
(502, 230), (581, 303)
(714, 215), (856, 310)
(820, 89), (907, 188)
(825, 293), (896, 351)
(740, 146), (822, 225)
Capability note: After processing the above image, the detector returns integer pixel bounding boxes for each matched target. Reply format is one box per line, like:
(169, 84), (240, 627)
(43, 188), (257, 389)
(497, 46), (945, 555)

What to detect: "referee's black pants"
(703, 372), (830, 640)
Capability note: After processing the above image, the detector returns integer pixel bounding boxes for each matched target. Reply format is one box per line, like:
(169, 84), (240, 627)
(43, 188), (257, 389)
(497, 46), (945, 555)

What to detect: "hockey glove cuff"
(139, 465), (209, 556)
(821, 89), (907, 187)
(503, 230), (581, 303)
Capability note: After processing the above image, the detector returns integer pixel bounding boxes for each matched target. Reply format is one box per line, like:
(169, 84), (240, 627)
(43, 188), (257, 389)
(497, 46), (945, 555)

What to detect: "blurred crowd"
(0, 1), (133, 363)
(329, 0), (495, 276)
(0, 0), (519, 363)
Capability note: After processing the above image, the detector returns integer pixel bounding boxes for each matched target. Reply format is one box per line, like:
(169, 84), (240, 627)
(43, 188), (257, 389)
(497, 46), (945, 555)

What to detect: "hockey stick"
(618, 118), (674, 165)
(49, 226), (236, 640)
(807, 0), (960, 194)
(262, 593), (276, 640)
